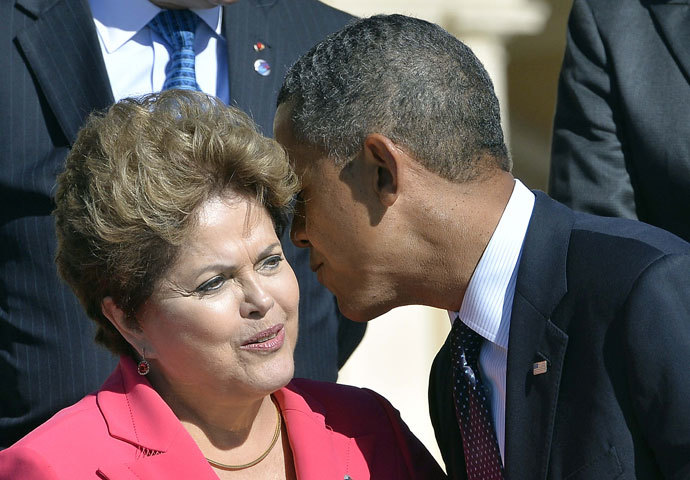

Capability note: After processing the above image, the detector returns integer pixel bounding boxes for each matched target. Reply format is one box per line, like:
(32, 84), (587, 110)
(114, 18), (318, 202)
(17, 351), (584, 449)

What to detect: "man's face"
(274, 106), (401, 322)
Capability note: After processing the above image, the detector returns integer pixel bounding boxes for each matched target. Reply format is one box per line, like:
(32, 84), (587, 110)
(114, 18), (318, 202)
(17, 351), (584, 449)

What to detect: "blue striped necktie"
(148, 10), (201, 91)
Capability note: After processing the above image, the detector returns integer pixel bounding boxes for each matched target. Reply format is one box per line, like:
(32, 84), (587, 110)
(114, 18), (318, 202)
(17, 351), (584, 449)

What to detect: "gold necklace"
(206, 400), (282, 471)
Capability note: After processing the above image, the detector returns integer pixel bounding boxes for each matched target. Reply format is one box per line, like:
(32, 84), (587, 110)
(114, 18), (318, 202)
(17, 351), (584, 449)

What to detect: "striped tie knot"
(149, 9), (201, 91)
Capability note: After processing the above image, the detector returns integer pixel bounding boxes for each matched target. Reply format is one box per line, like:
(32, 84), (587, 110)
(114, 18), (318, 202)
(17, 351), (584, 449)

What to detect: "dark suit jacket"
(430, 192), (690, 479)
(549, 0), (690, 242)
(0, 0), (364, 448)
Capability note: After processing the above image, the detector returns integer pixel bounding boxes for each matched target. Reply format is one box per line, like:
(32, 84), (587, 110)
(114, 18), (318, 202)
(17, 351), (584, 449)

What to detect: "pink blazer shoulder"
(277, 378), (445, 479)
(0, 357), (445, 479)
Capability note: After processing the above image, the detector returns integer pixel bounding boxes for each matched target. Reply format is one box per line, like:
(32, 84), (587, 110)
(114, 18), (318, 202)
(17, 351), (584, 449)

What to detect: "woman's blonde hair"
(54, 90), (298, 357)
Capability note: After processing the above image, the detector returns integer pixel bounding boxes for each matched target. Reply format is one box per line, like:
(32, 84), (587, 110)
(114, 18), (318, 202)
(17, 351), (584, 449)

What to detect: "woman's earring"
(137, 351), (150, 376)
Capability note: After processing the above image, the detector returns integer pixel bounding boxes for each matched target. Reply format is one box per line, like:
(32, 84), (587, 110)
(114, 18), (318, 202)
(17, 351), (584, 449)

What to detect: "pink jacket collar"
(94, 357), (369, 479)
(95, 357), (217, 478)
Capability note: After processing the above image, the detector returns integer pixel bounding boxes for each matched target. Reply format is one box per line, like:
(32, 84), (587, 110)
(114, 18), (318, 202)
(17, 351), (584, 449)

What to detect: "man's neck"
(403, 169), (516, 312)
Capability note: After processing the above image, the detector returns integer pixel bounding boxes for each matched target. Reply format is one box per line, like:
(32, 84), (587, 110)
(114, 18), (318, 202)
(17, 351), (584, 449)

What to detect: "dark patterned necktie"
(451, 319), (505, 479)
(148, 10), (201, 91)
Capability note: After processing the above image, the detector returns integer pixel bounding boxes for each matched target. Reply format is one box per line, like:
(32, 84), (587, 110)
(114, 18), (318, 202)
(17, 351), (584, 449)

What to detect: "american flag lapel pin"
(532, 360), (548, 375)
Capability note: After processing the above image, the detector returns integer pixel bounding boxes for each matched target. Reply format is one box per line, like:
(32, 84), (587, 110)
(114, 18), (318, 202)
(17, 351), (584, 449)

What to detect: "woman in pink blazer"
(0, 91), (445, 479)
(0, 356), (440, 479)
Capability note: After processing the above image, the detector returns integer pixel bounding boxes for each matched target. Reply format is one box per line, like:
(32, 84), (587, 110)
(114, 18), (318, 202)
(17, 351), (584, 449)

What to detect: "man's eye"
(195, 275), (225, 293)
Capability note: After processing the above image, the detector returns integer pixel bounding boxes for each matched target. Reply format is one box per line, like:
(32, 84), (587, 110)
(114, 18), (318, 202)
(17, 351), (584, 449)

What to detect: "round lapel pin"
(254, 59), (271, 76)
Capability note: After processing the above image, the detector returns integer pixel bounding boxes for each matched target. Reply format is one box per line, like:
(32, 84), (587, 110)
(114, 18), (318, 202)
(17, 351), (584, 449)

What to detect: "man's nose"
(290, 203), (310, 248)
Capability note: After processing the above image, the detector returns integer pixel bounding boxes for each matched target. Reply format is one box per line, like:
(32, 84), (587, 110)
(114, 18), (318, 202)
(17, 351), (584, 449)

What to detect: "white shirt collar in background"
(88, 0), (228, 103)
(90, 0), (222, 54)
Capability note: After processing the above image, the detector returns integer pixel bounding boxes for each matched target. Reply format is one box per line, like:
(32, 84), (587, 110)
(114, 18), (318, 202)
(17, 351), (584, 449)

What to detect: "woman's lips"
(240, 324), (285, 352)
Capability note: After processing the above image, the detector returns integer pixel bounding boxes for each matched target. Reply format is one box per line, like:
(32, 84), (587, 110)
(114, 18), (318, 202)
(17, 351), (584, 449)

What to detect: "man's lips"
(240, 324), (285, 351)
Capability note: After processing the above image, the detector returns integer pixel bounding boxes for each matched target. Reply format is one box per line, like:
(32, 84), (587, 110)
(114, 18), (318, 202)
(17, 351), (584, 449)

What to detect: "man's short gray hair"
(277, 14), (510, 182)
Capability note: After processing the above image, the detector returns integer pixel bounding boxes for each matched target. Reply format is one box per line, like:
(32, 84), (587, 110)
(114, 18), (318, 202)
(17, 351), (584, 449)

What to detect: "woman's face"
(136, 195), (299, 402)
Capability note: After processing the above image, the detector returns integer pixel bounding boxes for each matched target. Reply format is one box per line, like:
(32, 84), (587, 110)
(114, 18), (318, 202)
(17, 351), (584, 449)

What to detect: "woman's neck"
(146, 368), (270, 446)
(151, 372), (292, 478)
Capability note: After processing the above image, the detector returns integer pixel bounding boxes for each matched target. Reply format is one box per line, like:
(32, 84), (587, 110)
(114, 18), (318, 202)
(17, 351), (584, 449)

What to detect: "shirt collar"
(89, 0), (223, 54)
(449, 179), (535, 349)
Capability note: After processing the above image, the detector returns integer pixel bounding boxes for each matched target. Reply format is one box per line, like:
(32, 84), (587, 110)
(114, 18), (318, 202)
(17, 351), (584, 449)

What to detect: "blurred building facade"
(321, 0), (572, 467)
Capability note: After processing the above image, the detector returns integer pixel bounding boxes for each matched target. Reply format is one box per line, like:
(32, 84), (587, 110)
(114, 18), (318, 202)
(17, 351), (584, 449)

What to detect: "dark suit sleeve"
(549, 0), (637, 220)
(623, 253), (690, 478)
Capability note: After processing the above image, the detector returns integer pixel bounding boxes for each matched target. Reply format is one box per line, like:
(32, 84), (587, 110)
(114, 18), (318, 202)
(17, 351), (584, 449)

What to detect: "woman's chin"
(248, 359), (295, 396)
(270, 361), (295, 391)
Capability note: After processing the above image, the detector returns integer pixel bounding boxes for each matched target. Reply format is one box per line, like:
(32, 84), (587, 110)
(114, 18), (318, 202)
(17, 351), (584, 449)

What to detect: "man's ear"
(101, 297), (154, 358)
(363, 133), (402, 207)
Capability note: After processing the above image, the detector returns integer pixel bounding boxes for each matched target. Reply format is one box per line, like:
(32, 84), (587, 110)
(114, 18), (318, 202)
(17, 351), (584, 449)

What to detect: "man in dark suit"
(549, 0), (690, 242)
(0, 0), (364, 447)
(274, 14), (690, 479)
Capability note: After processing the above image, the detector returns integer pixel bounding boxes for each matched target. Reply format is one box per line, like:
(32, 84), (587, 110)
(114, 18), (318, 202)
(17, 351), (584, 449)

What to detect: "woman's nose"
(239, 278), (275, 319)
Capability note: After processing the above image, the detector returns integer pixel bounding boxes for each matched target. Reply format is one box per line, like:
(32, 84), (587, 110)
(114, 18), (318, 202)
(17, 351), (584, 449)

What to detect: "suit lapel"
(505, 295), (568, 480)
(94, 358), (218, 480)
(648, 0), (690, 84)
(222, 0), (281, 136)
(14, 0), (113, 145)
(97, 433), (216, 480)
(504, 192), (572, 480)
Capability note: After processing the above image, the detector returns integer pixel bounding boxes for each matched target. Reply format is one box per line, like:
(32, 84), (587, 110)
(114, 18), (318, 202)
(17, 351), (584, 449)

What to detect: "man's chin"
(336, 297), (392, 323)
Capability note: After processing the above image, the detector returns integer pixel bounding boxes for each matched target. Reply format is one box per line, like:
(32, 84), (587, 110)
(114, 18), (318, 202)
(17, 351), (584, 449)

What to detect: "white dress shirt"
(88, 0), (228, 103)
(448, 178), (535, 462)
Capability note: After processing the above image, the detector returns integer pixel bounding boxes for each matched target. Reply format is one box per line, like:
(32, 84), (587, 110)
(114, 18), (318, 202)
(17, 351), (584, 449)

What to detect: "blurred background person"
(1, 0), (364, 448)
(0, 91), (444, 479)
(549, 0), (690, 242)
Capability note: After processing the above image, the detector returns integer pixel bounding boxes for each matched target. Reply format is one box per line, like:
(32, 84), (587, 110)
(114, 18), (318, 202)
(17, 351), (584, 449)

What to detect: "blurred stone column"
(440, 0), (550, 144)
(320, 0), (549, 469)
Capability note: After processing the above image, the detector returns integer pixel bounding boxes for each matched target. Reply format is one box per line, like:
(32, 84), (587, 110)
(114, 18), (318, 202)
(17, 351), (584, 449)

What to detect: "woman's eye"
(260, 254), (283, 271)
(195, 275), (225, 293)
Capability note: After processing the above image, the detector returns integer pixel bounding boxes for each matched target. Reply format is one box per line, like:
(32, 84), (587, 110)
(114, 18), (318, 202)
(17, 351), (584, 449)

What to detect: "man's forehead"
(274, 114), (318, 175)
(279, 133), (317, 178)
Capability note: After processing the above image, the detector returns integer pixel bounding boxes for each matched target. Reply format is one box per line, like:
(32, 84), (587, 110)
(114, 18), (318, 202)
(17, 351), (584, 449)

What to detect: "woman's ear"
(101, 297), (152, 358)
(362, 133), (401, 207)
